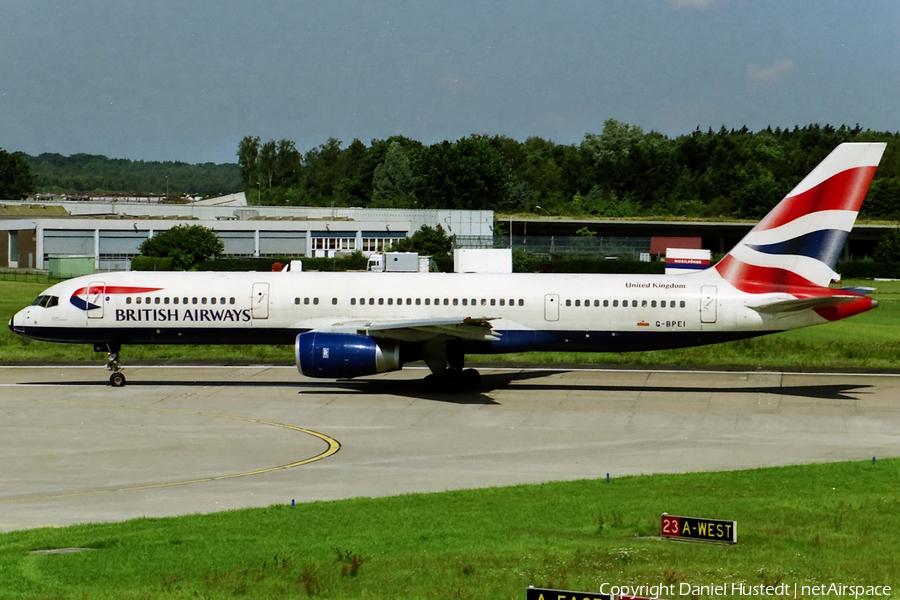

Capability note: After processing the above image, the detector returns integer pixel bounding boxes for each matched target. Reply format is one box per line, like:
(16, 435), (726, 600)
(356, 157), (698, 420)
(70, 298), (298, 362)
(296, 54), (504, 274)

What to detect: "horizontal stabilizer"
(839, 286), (876, 296)
(748, 294), (862, 315)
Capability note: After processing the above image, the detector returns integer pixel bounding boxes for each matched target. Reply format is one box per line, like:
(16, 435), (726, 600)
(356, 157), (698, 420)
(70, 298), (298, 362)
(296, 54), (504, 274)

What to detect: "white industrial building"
(1, 193), (494, 271)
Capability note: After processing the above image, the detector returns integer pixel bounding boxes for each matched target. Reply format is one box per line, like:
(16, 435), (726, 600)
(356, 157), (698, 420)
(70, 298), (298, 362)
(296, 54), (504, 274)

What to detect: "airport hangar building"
(1, 192), (892, 271)
(0, 193), (494, 271)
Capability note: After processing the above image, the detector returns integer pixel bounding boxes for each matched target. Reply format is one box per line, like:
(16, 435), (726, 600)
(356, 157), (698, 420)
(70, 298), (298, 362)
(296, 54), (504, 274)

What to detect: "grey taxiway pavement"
(2, 365), (899, 532)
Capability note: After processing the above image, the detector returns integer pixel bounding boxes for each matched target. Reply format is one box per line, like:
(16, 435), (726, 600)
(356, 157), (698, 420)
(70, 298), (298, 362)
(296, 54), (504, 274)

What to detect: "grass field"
(3, 278), (899, 369)
(1, 459), (897, 599)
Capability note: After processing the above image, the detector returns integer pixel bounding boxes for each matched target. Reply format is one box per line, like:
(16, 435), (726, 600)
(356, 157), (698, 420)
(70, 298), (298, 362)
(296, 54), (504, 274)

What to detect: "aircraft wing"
(319, 317), (501, 343)
(747, 294), (864, 315)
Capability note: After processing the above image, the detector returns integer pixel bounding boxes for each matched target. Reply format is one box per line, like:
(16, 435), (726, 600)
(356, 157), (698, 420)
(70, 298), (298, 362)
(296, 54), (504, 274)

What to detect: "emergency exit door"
(544, 294), (559, 321)
(251, 282), (269, 319)
(700, 285), (717, 323)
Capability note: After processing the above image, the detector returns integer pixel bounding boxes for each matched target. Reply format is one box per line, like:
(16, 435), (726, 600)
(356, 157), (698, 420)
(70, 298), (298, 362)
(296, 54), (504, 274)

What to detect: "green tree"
(0, 148), (37, 199)
(236, 136), (261, 189)
(371, 141), (416, 207)
(873, 228), (900, 262)
(139, 225), (224, 271)
(258, 140), (277, 189)
(415, 136), (511, 210)
(392, 224), (453, 258)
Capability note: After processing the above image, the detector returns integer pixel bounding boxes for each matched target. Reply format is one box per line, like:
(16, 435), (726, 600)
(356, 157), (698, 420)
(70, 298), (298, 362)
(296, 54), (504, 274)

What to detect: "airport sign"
(661, 513), (737, 543)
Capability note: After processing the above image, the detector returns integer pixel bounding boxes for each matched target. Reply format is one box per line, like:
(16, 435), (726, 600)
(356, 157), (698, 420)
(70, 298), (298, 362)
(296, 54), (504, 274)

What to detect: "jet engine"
(295, 332), (402, 378)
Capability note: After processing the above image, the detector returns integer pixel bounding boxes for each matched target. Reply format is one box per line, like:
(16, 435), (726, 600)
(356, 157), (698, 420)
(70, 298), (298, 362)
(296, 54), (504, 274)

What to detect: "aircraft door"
(87, 282), (105, 319)
(700, 285), (717, 323)
(252, 282), (269, 319)
(544, 294), (559, 322)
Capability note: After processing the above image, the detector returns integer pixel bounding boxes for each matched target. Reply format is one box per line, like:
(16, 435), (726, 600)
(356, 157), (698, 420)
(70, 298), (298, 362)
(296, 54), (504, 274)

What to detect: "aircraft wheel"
(110, 372), (126, 387)
(461, 368), (480, 384)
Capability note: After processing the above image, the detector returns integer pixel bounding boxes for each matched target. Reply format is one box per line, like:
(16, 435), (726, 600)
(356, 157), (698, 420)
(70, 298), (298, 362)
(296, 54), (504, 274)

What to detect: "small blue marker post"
(292, 499), (295, 506)
(606, 473), (610, 483)
(873, 457), (876, 464)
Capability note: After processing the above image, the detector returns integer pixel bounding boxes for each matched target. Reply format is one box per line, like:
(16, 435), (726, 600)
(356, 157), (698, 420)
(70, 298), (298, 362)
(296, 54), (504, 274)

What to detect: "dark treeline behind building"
(237, 122), (900, 221)
(22, 153), (243, 199)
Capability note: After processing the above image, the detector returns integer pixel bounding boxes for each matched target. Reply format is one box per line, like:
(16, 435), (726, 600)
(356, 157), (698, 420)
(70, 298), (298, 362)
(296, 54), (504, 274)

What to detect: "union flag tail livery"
(715, 142), (886, 291)
(8, 143), (888, 387)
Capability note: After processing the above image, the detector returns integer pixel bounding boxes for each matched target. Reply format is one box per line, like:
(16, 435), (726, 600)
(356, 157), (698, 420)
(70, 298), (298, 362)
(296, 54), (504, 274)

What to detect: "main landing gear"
(95, 343), (126, 387)
(421, 341), (480, 391)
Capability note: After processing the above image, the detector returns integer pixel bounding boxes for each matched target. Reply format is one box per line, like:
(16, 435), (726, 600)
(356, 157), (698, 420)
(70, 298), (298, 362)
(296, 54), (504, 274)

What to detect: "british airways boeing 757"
(9, 143), (886, 387)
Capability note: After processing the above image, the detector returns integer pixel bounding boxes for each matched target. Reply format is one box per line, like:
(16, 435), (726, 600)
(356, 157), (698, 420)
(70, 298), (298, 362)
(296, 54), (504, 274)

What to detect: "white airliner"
(10, 143), (886, 387)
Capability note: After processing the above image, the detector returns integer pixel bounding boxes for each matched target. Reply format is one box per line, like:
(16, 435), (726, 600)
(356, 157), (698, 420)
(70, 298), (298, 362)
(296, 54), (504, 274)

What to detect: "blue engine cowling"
(295, 332), (402, 378)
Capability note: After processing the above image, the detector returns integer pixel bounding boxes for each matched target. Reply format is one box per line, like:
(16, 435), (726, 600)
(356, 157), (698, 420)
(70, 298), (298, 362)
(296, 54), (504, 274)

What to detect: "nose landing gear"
(95, 343), (126, 387)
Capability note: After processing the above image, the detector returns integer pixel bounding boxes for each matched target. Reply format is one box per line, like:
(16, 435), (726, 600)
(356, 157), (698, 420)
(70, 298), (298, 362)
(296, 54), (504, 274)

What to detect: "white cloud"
(746, 58), (796, 87)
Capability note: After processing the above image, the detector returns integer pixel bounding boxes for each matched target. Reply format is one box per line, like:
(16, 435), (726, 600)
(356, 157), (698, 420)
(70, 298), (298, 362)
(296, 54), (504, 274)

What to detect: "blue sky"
(2, 0), (898, 163)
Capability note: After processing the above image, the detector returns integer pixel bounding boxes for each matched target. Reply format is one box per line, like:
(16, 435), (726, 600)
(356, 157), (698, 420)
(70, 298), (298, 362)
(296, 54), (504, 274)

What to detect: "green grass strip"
(1, 459), (898, 598)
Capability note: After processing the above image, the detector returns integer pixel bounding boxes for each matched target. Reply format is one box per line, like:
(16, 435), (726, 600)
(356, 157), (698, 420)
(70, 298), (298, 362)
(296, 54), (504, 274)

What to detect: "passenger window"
(651, 300), (657, 308)
(136, 297), (142, 304)
(462, 299), (468, 306)
(202, 297), (207, 305)
(453, 299), (459, 306)
(519, 299), (524, 306)
(574, 300), (580, 307)
(481, 299), (487, 306)
(164, 297), (170, 304)
(295, 298), (301, 305)
(146, 297), (151, 304)
(642, 300), (647, 307)
(388, 298), (394, 305)
(613, 300), (618, 307)
(379, 298), (384, 305)
(603, 300), (608, 307)
(211, 297), (216, 305)
(369, 298), (375, 305)
(500, 299), (506, 306)
(126, 297), (132, 305)
(416, 298), (421, 305)
(509, 299), (514, 306)
(230, 298), (235, 305)
(332, 298), (338, 305)
(221, 297), (226, 305)
(490, 299), (496, 306)
(407, 298), (412, 305)
(304, 298), (310, 305)
(425, 298), (431, 306)
(174, 297), (179, 305)
(566, 299), (571, 307)
(313, 298), (319, 305)
(593, 300), (599, 307)
(661, 301), (667, 308)
(443, 299), (449, 306)
(680, 300), (686, 308)
(192, 298), (198, 305)
(351, 298), (356, 305)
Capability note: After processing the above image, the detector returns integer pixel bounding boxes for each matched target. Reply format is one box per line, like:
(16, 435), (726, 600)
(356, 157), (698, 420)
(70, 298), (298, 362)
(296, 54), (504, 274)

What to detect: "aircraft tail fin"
(714, 142), (886, 290)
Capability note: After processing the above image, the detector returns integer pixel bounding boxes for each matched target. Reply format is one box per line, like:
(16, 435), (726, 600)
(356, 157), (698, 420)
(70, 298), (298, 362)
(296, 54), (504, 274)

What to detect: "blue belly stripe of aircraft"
(10, 325), (773, 354)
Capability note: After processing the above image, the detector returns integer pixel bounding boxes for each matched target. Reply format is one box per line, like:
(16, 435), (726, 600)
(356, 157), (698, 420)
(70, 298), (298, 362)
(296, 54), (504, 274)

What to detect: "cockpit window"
(30, 295), (59, 308)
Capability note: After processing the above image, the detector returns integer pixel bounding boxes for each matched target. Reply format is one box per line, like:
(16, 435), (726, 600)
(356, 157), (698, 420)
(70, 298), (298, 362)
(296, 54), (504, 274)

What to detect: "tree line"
(238, 122), (900, 221)
(21, 153), (242, 198)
